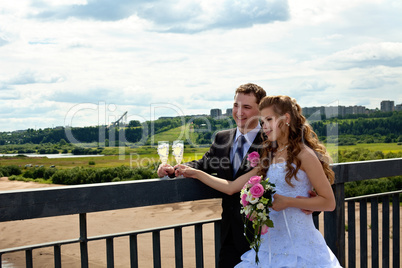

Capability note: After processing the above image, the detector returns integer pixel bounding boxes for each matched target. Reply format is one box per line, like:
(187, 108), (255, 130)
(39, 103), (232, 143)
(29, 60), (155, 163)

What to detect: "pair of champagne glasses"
(157, 140), (184, 179)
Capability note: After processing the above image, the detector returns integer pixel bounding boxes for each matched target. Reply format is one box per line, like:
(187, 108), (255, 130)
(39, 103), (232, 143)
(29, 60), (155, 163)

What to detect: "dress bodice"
(267, 162), (312, 198)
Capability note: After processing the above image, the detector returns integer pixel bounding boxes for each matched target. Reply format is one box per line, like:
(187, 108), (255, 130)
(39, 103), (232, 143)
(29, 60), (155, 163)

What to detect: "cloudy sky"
(1, 0), (401, 131)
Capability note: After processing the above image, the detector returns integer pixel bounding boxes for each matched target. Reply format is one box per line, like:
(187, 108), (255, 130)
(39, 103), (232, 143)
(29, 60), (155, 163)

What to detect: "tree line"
(311, 111), (402, 136)
(1, 111), (401, 146)
(3, 165), (157, 185)
(311, 111), (402, 145)
(0, 117), (185, 145)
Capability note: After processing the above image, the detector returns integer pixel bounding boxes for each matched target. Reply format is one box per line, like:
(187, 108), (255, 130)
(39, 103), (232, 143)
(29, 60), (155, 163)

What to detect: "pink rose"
(250, 183), (264, 198)
(241, 193), (249, 207)
(261, 225), (269, 234)
(247, 151), (260, 167)
(248, 175), (261, 185)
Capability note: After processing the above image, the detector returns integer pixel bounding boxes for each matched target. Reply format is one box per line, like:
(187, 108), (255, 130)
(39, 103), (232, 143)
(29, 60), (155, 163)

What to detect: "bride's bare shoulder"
(297, 144), (319, 165)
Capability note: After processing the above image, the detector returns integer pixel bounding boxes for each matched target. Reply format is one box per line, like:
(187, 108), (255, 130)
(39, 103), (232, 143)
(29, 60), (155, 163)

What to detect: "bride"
(176, 95), (342, 267)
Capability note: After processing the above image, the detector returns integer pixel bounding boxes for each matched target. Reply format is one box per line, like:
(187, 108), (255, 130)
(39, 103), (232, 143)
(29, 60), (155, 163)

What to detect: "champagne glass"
(172, 140), (184, 164)
(172, 140), (184, 178)
(157, 141), (170, 179)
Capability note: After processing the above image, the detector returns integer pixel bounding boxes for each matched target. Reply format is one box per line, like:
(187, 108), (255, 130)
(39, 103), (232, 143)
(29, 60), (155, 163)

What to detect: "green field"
(1, 143), (400, 170)
(0, 147), (209, 169)
(148, 125), (198, 144)
(327, 142), (402, 155)
(1, 125), (202, 169)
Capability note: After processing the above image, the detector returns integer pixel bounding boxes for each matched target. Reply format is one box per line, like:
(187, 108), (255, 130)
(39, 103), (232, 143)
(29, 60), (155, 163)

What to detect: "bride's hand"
(296, 190), (317, 215)
(174, 164), (199, 178)
(271, 193), (289, 211)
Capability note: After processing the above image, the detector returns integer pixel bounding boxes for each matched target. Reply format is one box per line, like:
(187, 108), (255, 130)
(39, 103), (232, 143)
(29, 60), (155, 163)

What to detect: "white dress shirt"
(231, 124), (261, 161)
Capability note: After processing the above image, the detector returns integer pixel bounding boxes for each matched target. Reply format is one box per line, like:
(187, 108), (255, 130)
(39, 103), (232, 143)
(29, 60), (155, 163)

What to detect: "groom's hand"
(174, 164), (198, 178)
(296, 190), (317, 215)
(157, 164), (175, 178)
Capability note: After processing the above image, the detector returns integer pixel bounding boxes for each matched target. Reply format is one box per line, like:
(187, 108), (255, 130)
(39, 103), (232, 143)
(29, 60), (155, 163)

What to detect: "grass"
(147, 124), (198, 145)
(0, 147), (210, 169)
(0, 155), (125, 169)
(0, 142), (400, 170)
(326, 142), (402, 155)
(9, 175), (52, 184)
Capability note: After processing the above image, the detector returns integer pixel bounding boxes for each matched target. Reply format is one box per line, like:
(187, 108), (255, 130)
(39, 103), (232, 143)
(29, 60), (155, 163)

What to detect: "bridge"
(0, 158), (401, 267)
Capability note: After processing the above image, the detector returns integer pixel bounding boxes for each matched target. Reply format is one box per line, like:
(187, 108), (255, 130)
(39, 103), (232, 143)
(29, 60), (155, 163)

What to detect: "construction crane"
(112, 111), (127, 126)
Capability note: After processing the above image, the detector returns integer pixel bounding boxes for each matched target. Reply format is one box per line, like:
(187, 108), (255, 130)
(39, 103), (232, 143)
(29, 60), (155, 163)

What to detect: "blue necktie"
(233, 135), (246, 177)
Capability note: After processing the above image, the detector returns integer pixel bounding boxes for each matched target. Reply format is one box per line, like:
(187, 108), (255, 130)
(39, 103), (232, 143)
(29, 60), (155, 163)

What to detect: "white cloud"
(28, 0), (290, 33)
(0, 0), (401, 131)
(7, 70), (65, 85)
(298, 80), (333, 92)
(314, 42), (402, 70)
(0, 35), (10, 46)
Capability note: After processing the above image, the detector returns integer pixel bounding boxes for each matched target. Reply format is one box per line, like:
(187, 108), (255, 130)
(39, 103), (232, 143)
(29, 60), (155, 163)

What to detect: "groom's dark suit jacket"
(187, 128), (264, 266)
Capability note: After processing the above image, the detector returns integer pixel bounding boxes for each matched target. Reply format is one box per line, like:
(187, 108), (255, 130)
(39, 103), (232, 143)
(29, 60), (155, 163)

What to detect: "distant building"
(380, 100), (394, 112)
(395, 104), (402, 111)
(158, 116), (175, 120)
(343, 105), (366, 116)
(302, 106), (325, 118)
(325, 106), (339, 118)
(226, 108), (233, 116)
(210, 109), (222, 118)
(302, 106), (323, 117)
(302, 105), (367, 118)
(187, 114), (209, 118)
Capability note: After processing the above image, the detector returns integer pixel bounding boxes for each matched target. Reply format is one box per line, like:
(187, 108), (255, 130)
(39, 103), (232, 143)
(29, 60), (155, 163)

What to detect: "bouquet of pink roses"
(240, 174), (275, 264)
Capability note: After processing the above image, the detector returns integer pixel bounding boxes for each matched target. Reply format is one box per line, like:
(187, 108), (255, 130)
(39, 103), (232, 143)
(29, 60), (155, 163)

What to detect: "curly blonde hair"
(257, 95), (335, 186)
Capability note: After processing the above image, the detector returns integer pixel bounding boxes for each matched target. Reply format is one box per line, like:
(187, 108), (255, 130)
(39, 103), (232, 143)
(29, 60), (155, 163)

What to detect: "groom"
(158, 83), (266, 267)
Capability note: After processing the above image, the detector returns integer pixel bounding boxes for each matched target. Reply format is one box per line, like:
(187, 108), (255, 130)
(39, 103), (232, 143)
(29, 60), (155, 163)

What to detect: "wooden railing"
(345, 190), (400, 268)
(0, 158), (401, 267)
(328, 158), (401, 267)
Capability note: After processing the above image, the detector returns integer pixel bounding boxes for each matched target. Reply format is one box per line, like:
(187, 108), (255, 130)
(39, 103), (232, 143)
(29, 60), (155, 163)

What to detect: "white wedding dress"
(235, 162), (342, 268)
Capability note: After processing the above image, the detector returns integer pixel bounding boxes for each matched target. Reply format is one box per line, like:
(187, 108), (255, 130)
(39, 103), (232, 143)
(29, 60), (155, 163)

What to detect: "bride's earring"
(286, 122), (290, 126)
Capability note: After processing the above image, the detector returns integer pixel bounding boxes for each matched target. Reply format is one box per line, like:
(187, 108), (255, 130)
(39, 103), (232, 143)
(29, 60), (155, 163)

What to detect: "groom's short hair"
(235, 83), (266, 104)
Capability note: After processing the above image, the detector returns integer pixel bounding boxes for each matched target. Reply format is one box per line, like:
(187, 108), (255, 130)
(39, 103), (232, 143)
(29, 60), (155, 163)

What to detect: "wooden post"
(325, 183), (345, 266)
